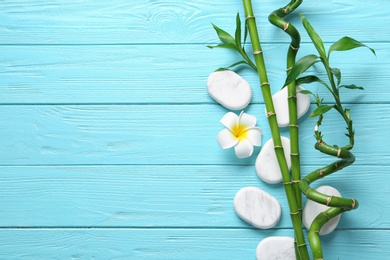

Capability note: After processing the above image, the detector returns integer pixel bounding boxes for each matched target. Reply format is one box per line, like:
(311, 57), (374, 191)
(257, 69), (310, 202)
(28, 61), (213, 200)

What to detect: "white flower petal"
(239, 112), (257, 129)
(220, 112), (239, 131)
(234, 139), (254, 158)
(217, 128), (238, 149)
(246, 127), (263, 146)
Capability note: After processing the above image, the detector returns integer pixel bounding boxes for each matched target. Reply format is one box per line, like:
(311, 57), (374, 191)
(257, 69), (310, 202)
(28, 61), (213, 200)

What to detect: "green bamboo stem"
(268, 2), (305, 259)
(268, 0), (303, 218)
(299, 101), (358, 259)
(242, 1), (309, 259)
(308, 207), (347, 260)
(300, 139), (358, 209)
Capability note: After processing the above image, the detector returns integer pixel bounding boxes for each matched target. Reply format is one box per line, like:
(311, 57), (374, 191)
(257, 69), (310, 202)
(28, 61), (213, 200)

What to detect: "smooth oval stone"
(303, 185), (342, 235)
(256, 236), (296, 260)
(266, 85), (310, 127)
(255, 136), (291, 184)
(207, 70), (252, 110)
(234, 186), (281, 229)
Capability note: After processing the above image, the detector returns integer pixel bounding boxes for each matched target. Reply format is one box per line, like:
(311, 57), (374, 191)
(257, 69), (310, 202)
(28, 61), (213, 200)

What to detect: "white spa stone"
(207, 70), (252, 110)
(255, 136), (291, 184)
(256, 236), (296, 260)
(266, 85), (310, 127)
(234, 186), (281, 229)
(303, 185), (342, 235)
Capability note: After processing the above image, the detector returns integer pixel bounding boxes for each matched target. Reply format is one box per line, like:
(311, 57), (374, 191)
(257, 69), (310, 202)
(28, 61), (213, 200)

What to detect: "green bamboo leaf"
(211, 23), (236, 45)
(214, 60), (251, 71)
(331, 67), (341, 86)
(285, 54), (318, 86)
(207, 43), (238, 50)
(338, 84), (365, 90)
(299, 89), (313, 95)
(301, 14), (326, 59)
(296, 76), (334, 96)
(296, 75), (328, 87)
(328, 36), (376, 56)
(235, 13), (242, 48)
(310, 105), (334, 118)
(243, 19), (249, 47)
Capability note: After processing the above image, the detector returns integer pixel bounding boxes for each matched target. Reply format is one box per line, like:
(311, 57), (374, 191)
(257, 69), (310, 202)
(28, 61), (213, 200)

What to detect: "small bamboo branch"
(243, 1), (309, 259)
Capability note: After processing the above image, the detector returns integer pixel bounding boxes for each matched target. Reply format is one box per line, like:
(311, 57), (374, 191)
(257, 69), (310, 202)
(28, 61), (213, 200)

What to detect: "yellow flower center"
(232, 123), (247, 141)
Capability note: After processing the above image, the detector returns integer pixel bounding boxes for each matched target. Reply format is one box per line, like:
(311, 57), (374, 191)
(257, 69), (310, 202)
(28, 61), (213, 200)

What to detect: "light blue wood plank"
(1, 1), (387, 258)
(0, 0), (388, 44)
(0, 43), (383, 104)
(0, 104), (388, 165)
(0, 228), (388, 259)
(0, 165), (387, 229)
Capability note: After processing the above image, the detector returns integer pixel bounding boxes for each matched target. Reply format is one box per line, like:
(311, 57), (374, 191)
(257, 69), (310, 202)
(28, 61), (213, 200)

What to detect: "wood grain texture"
(0, 43), (383, 104)
(0, 0), (388, 44)
(0, 229), (388, 259)
(0, 165), (387, 229)
(0, 0), (388, 258)
(0, 104), (388, 165)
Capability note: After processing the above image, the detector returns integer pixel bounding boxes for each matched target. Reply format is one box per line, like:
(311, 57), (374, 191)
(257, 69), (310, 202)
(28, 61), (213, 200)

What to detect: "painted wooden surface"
(0, 0), (389, 259)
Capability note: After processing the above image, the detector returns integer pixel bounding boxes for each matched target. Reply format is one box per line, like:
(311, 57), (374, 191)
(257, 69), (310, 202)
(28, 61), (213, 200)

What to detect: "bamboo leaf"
(285, 54), (318, 86)
(243, 19), (249, 47)
(296, 75), (328, 87)
(211, 23), (236, 45)
(331, 67), (341, 86)
(338, 84), (365, 90)
(235, 13), (242, 48)
(310, 105), (334, 118)
(214, 60), (251, 71)
(301, 14), (326, 59)
(299, 89), (313, 95)
(207, 43), (238, 51)
(329, 36), (376, 56)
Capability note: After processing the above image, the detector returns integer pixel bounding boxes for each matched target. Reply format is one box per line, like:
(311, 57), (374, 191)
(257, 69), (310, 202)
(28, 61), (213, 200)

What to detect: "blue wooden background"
(1, 0), (389, 259)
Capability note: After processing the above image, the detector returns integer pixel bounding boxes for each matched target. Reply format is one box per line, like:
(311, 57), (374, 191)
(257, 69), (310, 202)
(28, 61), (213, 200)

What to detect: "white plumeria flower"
(217, 111), (263, 158)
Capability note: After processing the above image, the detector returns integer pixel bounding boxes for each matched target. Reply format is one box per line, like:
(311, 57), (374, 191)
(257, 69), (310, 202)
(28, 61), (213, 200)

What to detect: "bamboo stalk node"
(326, 196), (333, 206)
(292, 179), (300, 183)
(245, 15), (255, 21)
(337, 148), (342, 158)
(290, 152), (299, 156)
(297, 242), (307, 247)
(351, 198), (356, 209)
(283, 22), (290, 31)
(335, 162), (340, 169)
(260, 82), (270, 86)
(318, 169), (324, 176)
(322, 211), (330, 220)
(283, 181), (292, 185)
(266, 111), (276, 118)
(283, 8), (287, 14)
(290, 44), (300, 51)
(288, 94), (297, 99)
(253, 50), (262, 55)
(305, 188), (313, 196)
(290, 211), (300, 215)
(286, 66), (293, 72)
